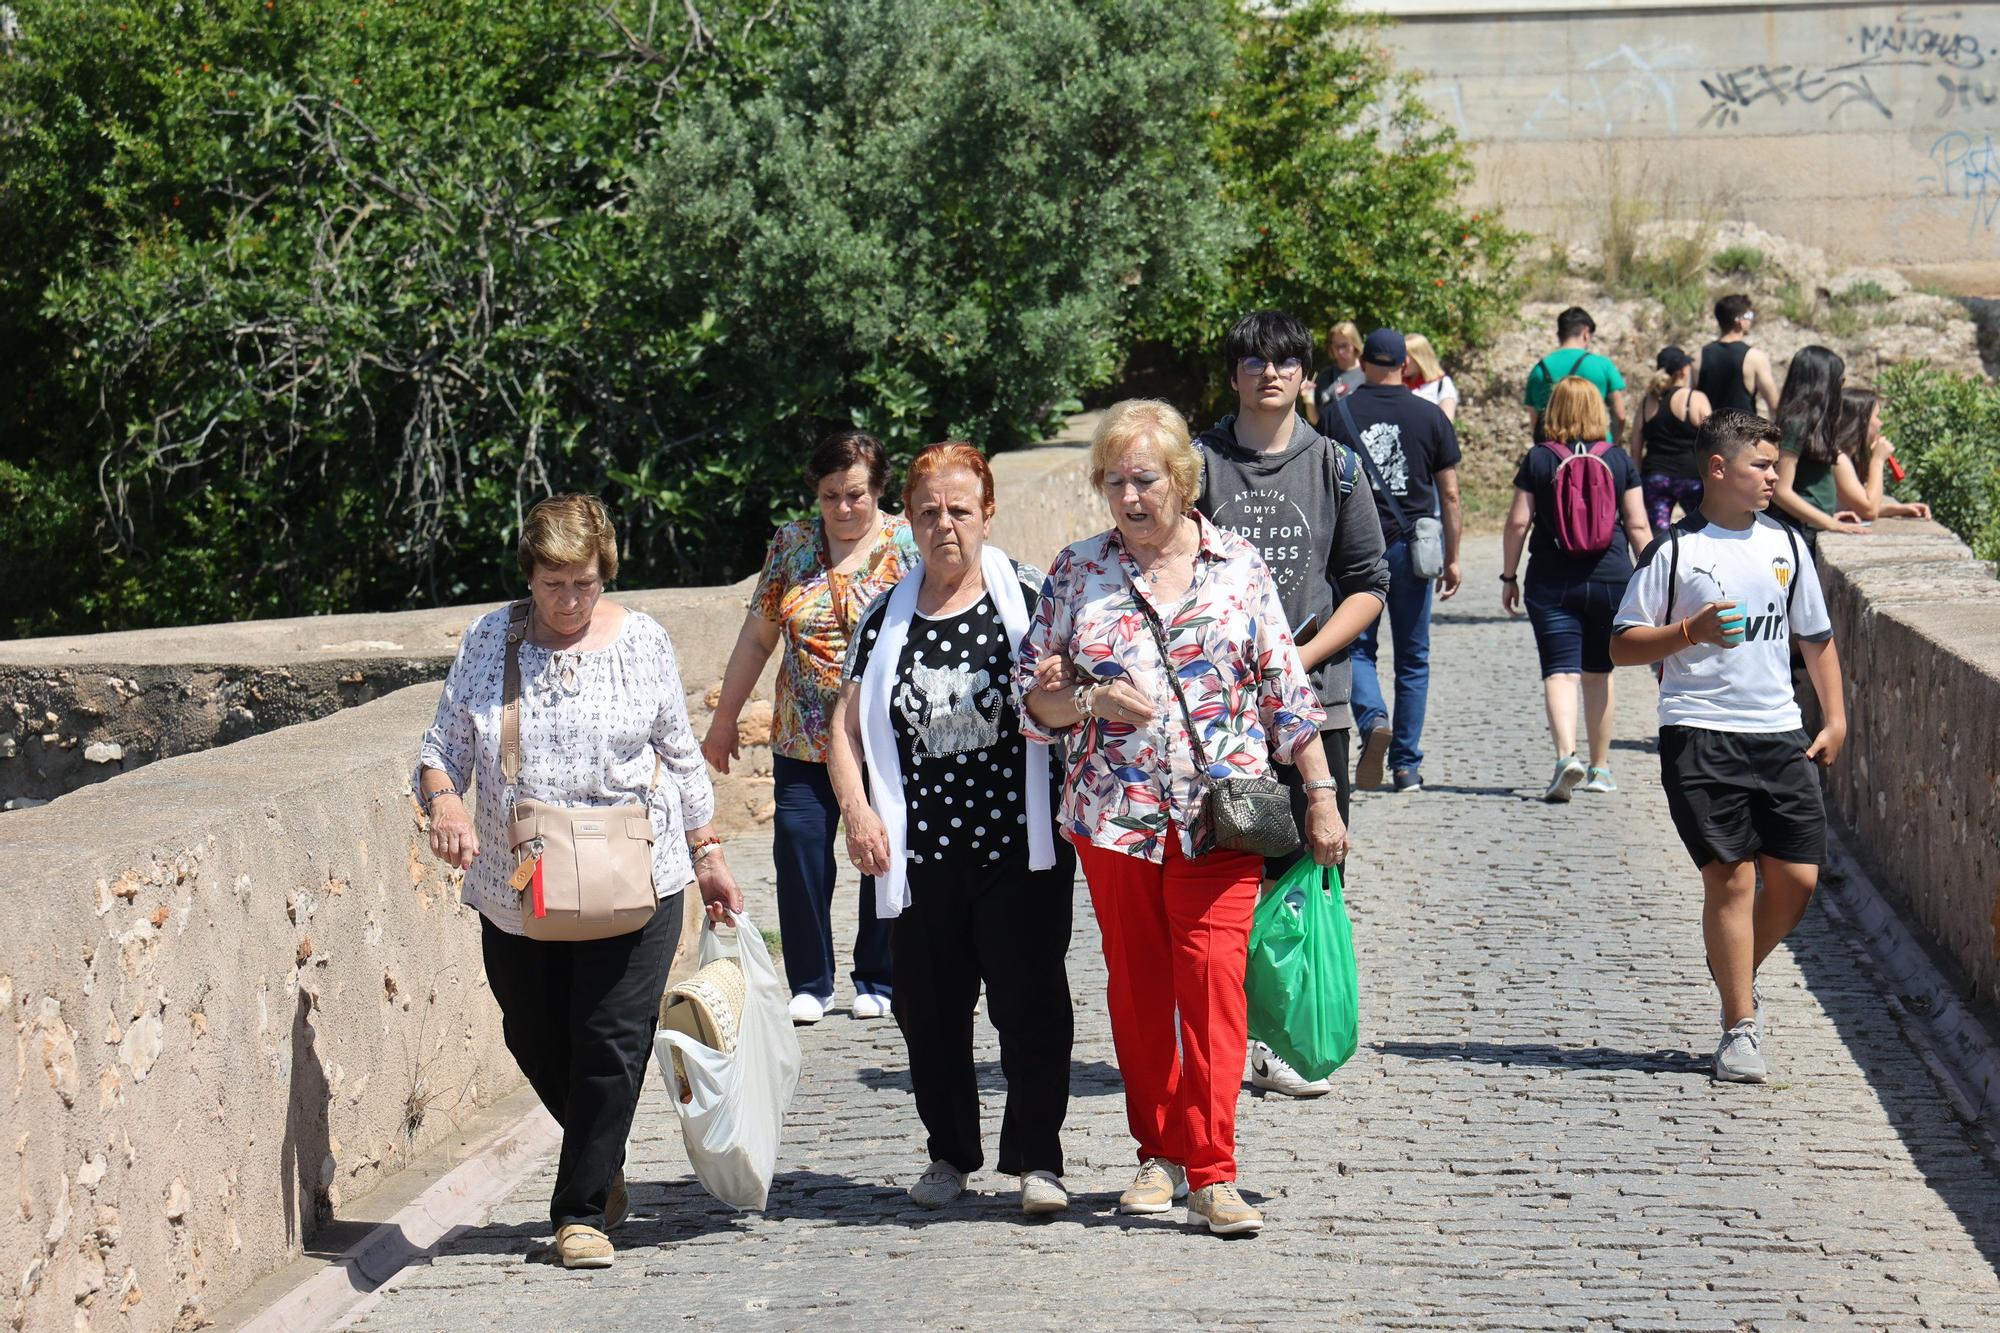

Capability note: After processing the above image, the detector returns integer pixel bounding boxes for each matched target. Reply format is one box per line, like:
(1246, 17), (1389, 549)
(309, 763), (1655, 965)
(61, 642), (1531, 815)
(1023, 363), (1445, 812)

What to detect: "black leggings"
(481, 901), (684, 1230)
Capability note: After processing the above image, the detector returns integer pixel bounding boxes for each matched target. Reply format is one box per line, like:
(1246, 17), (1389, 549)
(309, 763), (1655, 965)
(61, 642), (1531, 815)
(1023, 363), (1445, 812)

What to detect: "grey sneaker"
(1356, 727), (1391, 790)
(1248, 1041), (1331, 1098)
(1118, 1158), (1188, 1215)
(1392, 767), (1423, 793)
(1543, 754), (1586, 803)
(1186, 1181), (1264, 1235)
(1020, 1170), (1068, 1215)
(1713, 1020), (1768, 1083)
(1580, 765), (1617, 793)
(908, 1160), (967, 1208)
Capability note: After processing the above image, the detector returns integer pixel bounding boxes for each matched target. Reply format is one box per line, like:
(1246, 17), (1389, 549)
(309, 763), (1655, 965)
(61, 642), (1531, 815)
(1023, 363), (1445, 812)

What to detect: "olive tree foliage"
(0, 0), (1512, 635)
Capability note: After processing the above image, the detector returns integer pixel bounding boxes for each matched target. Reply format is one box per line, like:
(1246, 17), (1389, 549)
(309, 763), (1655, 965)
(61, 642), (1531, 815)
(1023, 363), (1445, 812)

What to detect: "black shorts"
(1266, 727), (1351, 881)
(1657, 725), (1825, 869)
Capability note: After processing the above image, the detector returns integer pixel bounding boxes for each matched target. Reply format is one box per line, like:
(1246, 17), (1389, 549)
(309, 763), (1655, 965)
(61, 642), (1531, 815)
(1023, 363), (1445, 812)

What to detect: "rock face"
(1448, 220), (1989, 518)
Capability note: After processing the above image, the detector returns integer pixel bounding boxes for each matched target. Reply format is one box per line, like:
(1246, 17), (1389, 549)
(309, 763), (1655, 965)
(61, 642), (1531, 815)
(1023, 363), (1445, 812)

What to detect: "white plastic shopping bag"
(653, 909), (801, 1209)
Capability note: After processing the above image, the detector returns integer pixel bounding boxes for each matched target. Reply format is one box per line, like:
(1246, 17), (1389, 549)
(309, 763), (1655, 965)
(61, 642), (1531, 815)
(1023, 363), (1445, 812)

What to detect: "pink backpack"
(1538, 439), (1619, 558)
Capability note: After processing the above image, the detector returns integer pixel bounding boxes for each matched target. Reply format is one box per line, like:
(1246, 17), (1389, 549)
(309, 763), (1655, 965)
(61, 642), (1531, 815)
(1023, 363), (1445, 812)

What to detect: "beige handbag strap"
(500, 599), (532, 787)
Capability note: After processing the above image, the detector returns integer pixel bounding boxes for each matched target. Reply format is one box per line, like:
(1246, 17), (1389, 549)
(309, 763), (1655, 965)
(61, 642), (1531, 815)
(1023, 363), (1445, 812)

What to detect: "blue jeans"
(772, 754), (893, 1001)
(1350, 539), (1435, 776)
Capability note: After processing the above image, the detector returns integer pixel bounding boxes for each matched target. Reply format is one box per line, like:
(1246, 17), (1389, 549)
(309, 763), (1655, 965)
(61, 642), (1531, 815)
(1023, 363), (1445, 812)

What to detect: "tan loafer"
(555, 1223), (615, 1269)
(604, 1171), (628, 1231)
(1186, 1181), (1263, 1236)
(1117, 1158), (1188, 1215)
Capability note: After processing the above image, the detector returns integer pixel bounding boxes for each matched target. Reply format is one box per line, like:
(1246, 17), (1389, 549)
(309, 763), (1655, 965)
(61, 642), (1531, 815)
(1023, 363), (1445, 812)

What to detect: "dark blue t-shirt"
(1513, 442), (1642, 585)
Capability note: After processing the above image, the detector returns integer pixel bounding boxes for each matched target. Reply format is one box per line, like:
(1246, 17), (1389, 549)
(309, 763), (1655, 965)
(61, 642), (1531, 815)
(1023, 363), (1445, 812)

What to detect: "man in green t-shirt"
(1523, 306), (1627, 443)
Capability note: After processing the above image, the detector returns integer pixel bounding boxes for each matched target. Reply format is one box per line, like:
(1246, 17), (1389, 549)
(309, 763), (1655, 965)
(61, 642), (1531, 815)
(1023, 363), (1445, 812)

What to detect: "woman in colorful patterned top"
(1015, 399), (1345, 1238)
(701, 431), (919, 1025)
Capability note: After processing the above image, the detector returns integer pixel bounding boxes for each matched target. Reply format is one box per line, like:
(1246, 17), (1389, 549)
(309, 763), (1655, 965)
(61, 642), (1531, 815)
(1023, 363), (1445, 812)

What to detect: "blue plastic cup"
(1717, 600), (1747, 647)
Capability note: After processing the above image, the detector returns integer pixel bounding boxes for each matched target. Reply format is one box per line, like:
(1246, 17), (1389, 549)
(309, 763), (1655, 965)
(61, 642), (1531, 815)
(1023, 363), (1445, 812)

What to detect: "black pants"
(1266, 726), (1353, 880)
(481, 899), (684, 1230)
(892, 846), (1075, 1177)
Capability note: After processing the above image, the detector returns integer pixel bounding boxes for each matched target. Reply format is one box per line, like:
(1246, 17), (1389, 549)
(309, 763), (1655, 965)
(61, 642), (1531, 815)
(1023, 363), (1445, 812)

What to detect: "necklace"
(1135, 525), (1195, 586)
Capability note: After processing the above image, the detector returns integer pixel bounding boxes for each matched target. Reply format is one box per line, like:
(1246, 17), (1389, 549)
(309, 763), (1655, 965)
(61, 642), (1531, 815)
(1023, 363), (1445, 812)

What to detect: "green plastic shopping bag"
(1245, 857), (1358, 1081)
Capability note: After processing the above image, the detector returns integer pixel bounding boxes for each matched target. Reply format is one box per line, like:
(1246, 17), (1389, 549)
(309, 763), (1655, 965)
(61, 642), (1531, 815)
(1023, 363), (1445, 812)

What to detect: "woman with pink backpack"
(1499, 377), (1654, 802)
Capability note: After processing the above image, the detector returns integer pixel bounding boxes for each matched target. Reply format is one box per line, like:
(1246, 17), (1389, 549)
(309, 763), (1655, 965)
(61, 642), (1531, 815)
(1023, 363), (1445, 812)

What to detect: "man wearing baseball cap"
(1319, 327), (1462, 794)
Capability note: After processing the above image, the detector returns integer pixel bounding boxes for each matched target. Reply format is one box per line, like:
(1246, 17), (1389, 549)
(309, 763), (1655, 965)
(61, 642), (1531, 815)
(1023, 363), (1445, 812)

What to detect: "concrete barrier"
(1812, 518), (2000, 1002)
(0, 682), (704, 1331)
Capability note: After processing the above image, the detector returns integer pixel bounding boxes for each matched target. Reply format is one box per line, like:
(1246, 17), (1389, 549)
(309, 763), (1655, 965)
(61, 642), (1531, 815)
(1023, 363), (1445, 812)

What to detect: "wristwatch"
(1302, 779), (1339, 793)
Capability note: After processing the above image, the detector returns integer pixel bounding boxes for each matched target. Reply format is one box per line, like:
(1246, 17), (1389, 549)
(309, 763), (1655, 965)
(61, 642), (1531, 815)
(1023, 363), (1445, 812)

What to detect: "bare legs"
(1701, 856), (1819, 1028)
(1542, 671), (1614, 767)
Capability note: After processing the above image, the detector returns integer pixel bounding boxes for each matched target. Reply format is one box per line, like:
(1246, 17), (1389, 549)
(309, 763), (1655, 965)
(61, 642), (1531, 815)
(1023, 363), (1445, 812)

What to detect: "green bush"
(1709, 245), (1764, 278)
(0, 0), (1510, 635)
(1878, 361), (2000, 564)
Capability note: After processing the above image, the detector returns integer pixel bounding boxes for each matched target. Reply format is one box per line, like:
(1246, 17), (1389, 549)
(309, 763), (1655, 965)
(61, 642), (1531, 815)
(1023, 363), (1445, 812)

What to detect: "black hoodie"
(1194, 414), (1390, 729)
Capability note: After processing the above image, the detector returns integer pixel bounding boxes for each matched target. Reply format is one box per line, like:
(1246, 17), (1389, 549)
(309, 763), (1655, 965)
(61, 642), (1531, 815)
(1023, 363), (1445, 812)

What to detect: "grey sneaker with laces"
(1543, 754), (1587, 803)
(1580, 765), (1617, 793)
(1117, 1158), (1188, 1215)
(908, 1160), (967, 1208)
(1186, 1181), (1264, 1235)
(1713, 1020), (1768, 1083)
(1019, 1169), (1067, 1215)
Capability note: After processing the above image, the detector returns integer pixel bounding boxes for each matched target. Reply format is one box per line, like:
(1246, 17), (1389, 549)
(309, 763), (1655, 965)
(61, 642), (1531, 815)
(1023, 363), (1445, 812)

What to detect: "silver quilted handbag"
(1130, 583), (1301, 861)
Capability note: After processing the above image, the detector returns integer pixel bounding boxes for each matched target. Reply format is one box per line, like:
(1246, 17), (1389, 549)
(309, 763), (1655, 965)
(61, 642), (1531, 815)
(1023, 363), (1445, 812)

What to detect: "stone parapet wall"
(1813, 519), (2000, 1002)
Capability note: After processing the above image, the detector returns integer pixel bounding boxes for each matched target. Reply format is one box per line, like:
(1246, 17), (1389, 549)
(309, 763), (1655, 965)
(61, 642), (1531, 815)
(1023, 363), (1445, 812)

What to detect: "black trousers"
(892, 846), (1075, 1177)
(481, 899), (684, 1230)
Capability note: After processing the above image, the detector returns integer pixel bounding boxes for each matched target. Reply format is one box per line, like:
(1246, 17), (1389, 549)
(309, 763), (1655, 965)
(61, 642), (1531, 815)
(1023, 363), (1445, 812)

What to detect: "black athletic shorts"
(1657, 725), (1825, 869)
(1267, 727), (1352, 881)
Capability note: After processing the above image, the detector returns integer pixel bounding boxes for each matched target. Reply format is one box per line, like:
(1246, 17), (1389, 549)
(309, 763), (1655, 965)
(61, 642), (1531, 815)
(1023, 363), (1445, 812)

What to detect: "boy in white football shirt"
(1610, 410), (1847, 1083)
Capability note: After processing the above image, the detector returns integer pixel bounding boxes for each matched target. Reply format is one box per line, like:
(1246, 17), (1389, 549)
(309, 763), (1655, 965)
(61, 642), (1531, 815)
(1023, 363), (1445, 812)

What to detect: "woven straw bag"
(658, 953), (746, 1101)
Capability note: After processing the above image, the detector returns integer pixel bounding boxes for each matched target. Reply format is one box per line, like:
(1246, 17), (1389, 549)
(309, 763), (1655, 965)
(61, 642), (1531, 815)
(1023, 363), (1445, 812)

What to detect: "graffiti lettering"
(1936, 72), (2000, 116)
(1856, 19), (1987, 70)
(1918, 131), (2000, 234)
(1698, 58), (1897, 129)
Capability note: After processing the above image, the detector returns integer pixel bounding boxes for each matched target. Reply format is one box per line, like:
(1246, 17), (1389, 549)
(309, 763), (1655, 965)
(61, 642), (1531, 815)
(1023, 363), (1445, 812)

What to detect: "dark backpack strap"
(1782, 519), (1800, 616)
(1660, 527), (1680, 627)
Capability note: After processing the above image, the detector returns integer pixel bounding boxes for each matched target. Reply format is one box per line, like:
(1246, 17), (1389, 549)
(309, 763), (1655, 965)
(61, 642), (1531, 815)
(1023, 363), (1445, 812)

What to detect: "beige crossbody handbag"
(501, 600), (659, 942)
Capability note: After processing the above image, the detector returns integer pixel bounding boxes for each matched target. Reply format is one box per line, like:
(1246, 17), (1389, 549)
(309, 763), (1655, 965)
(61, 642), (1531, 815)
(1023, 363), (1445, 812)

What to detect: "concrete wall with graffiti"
(1373, 0), (2000, 291)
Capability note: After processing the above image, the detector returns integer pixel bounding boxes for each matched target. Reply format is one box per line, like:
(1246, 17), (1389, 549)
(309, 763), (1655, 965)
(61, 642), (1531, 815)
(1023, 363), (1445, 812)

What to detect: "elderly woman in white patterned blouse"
(415, 494), (741, 1271)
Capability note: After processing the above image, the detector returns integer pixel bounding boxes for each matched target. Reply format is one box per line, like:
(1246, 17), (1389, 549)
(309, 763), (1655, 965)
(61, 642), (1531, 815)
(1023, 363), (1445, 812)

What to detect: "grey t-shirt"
(1194, 414), (1390, 730)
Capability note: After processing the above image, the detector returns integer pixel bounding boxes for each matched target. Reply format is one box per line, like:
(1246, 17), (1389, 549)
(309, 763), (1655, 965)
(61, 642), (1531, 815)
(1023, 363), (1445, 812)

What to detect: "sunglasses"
(1238, 355), (1304, 377)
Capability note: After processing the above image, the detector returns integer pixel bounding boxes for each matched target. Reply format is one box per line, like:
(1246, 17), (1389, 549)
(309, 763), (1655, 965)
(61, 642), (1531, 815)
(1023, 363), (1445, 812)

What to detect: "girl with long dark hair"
(1772, 346), (1868, 536)
(1831, 388), (1932, 523)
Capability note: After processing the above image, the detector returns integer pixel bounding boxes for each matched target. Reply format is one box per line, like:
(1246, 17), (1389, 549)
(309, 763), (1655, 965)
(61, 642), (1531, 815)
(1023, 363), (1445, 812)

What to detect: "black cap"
(1361, 328), (1406, 367)
(1655, 345), (1692, 374)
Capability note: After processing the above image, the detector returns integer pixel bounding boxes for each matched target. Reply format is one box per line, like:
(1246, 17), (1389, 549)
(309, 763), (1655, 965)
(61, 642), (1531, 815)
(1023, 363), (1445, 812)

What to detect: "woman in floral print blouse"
(701, 431), (919, 1025)
(1015, 399), (1344, 1238)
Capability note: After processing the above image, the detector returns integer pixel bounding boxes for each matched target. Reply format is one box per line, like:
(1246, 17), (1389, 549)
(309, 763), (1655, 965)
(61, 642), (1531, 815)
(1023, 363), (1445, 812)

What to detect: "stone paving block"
(338, 547), (2000, 1331)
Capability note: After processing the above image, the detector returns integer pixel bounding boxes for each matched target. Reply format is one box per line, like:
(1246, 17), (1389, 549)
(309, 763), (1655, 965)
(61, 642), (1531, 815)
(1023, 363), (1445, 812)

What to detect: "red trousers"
(1076, 828), (1262, 1192)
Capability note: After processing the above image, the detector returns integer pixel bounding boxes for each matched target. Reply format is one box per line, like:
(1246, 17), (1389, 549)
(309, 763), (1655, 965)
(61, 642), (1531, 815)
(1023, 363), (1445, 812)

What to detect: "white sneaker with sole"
(1020, 1170), (1068, 1215)
(851, 993), (891, 1019)
(908, 1160), (967, 1208)
(1713, 1020), (1768, 1083)
(1247, 1041), (1331, 1098)
(788, 993), (826, 1025)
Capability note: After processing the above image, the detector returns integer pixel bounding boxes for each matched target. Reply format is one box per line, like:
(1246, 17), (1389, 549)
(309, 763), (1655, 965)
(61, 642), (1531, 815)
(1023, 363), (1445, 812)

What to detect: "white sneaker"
(1248, 1041), (1331, 1098)
(851, 993), (891, 1020)
(788, 993), (826, 1025)
(908, 1160), (967, 1208)
(1713, 1020), (1768, 1084)
(1019, 1170), (1068, 1215)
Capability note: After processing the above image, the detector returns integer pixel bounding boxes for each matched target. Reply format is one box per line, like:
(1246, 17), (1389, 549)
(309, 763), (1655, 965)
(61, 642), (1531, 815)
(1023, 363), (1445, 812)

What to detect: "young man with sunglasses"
(1194, 309), (1389, 1099)
(1697, 295), (1780, 416)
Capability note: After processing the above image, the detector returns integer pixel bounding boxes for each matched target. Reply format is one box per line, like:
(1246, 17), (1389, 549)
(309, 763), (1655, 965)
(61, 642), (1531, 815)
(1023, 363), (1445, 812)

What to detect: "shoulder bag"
(1125, 576), (1300, 860)
(1336, 394), (1446, 580)
(501, 600), (659, 942)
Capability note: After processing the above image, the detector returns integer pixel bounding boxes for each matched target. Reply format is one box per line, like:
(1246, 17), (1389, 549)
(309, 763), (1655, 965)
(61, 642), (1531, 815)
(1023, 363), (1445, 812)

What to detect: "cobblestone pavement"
(344, 548), (2000, 1331)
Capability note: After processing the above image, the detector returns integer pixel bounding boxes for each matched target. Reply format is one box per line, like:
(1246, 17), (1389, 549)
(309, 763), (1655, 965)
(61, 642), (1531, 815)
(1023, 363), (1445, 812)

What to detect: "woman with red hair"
(828, 442), (1075, 1216)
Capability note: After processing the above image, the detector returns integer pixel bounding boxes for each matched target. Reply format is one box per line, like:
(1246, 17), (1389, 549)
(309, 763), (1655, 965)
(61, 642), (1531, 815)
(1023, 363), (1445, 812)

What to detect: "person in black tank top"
(1698, 294), (1776, 415)
(1640, 346), (1711, 534)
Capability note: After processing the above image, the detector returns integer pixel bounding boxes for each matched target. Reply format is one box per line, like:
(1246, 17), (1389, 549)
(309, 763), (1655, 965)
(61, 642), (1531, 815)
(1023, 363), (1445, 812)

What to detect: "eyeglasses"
(1238, 355), (1303, 378)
